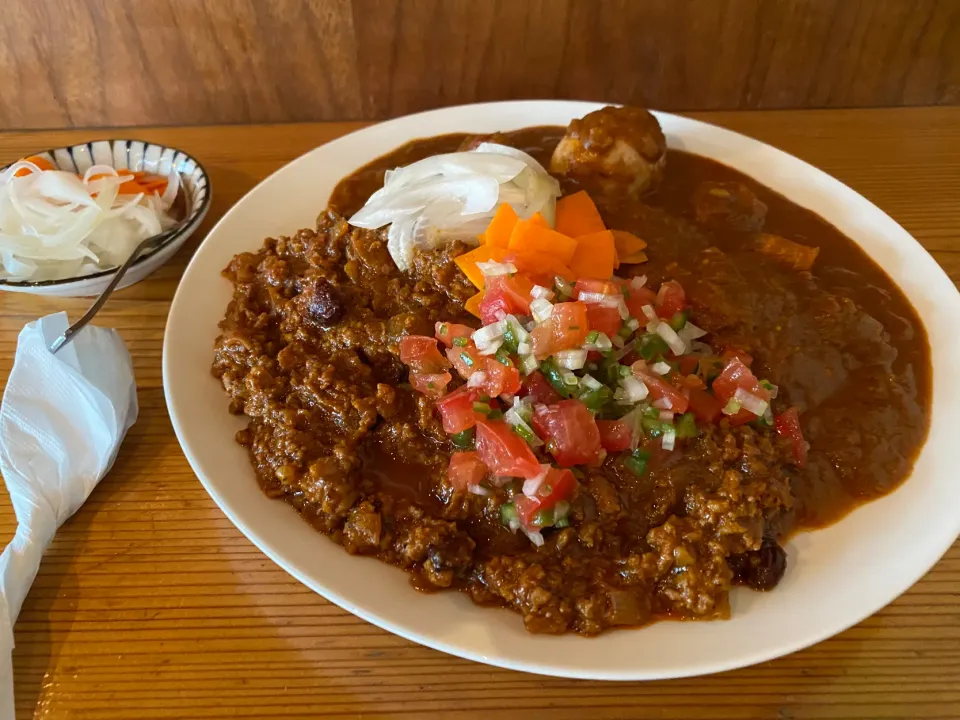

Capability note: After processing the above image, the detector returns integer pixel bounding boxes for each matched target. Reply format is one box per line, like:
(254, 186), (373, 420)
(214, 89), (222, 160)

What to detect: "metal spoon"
(49, 227), (178, 354)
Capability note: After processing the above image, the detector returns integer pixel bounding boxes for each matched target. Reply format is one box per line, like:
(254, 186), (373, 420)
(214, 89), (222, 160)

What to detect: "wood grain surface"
(3, 0), (960, 130)
(0, 108), (959, 719)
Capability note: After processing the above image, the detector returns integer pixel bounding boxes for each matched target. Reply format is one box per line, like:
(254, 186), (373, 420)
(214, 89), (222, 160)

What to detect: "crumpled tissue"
(0, 312), (138, 718)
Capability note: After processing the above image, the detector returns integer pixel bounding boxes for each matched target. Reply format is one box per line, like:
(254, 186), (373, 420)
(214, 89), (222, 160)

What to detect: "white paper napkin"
(0, 312), (138, 718)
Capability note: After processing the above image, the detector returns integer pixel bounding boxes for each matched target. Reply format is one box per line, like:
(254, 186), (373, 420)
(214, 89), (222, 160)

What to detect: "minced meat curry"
(212, 107), (930, 635)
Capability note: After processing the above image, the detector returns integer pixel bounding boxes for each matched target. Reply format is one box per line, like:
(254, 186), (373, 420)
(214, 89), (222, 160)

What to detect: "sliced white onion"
(652, 361), (671, 376)
(561, 369), (579, 386)
(662, 426), (677, 451)
(678, 322), (708, 342)
(467, 484), (490, 496)
(517, 341), (532, 356)
(476, 260), (517, 277)
(530, 284), (554, 300)
(659, 410), (675, 422)
(350, 145), (560, 270)
(690, 340), (715, 356)
(555, 349), (587, 370)
(734, 387), (769, 416)
(520, 353), (538, 375)
(578, 291), (609, 304)
(626, 318), (640, 331)
(619, 407), (644, 450)
(467, 371), (488, 388)
(579, 374), (603, 391)
(652, 397), (674, 410)
(473, 320), (505, 349)
(765, 383), (779, 399)
(620, 375), (649, 403)
(506, 404), (542, 448)
(630, 275), (648, 289)
(522, 464), (552, 497)
(530, 297), (554, 323)
(522, 528), (545, 547)
(656, 322), (687, 356)
(641, 304), (659, 322)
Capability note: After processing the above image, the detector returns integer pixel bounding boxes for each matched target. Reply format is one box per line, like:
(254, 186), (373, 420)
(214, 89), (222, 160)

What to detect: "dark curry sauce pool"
(214, 125), (930, 634)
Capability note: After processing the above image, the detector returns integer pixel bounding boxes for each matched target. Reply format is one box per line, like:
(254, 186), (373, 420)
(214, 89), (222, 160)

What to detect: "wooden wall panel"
(2, 0), (959, 130)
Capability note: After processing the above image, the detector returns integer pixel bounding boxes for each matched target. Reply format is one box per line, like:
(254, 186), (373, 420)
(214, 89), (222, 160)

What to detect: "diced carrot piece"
(481, 204), (519, 248)
(619, 250), (648, 265)
(508, 219), (578, 265)
(507, 250), (576, 285)
(555, 191), (606, 238)
(569, 230), (616, 280)
(465, 291), (484, 318)
(454, 245), (510, 289)
(529, 212), (549, 227)
(611, 230), (647, 267)
(754, 233), (819, 271)
(14, 154), (55, 176)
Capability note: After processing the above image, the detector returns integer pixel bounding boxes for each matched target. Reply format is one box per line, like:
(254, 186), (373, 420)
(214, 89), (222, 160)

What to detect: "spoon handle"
(49, 235), (158, 355)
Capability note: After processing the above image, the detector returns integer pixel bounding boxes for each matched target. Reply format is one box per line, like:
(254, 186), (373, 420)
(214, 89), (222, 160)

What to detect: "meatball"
(550, 106), (667, 198)
(694, 181), (768, 233)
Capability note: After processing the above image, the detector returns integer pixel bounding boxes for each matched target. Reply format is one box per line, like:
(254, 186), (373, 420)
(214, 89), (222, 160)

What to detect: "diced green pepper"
(623, 448), (650, 476)
(669, 310), (689, 332)
(586, 330), (600, 344)
(617, 325), (633, 339)
(473, 401), (491, 415)
(533, 507), (555, 527)
(499, 502), (517, 526)
(675, 412), (699, 438)
(554, 516), (571, 528)
(539, 358), (574, 398)
(502, 323), (520, 354)
(453, 336), (469, 347)
(495, 346), (513, 366)
(487, 409), (504, 421)
(511, 422), (537, 445)
(636, 333), (671, 362)
(460, 351), (475, 367)
(579, 385), (613, 413)
(450, 428), (475, 449)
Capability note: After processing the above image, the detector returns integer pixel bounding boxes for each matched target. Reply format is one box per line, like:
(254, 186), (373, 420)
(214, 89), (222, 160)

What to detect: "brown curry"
(213, 113), (930, 634)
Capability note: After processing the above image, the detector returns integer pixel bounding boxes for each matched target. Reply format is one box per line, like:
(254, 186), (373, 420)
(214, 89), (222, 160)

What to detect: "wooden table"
(1, 108), (959, 720)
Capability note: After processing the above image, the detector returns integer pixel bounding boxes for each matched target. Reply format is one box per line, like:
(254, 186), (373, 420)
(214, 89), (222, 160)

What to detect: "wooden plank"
(2, 1), (960, 129)
(0, 107), (958, 719)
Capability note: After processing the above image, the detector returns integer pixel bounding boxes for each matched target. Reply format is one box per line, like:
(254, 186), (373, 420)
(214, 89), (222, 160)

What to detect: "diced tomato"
(535, 467), (577, 508)
(447, 451), (488, 491)
(475, 419), (542, 479)
(687, 387), (723, 424)
(711, 358), (769, 406)
(531, 399), (602, 467)
(574, 278), (620, 297)
(435, 386), (483, 434)
(521, 371), (563, 405)
(631, 364), (690, 414)
(775, 407), (808, 467)
(531, 301), (590, 358)
(479, 274), (534, 325)
(410, 371), (451, 399)
(726, 408), (757, 427)
(514, 467), (577, 529)
(446, 343), (483, 379)
(399, 336), (450, 373)
(677, 355), (700, 376)
(655, 280), (686, 320)
(480, 358), (522, 397)
(585, 303), (622, 338)
(435, 322), (475, 347)
(624, 285), (658, 319)
(722, 347), (754, 367)
(597, 419), (632, 452)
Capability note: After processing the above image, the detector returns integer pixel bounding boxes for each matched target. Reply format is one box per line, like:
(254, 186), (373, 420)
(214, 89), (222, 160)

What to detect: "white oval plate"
(164, 101), (960, 680)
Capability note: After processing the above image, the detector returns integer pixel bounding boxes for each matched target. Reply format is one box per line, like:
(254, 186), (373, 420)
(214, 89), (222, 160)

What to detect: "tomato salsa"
(214, 108), (930, 634)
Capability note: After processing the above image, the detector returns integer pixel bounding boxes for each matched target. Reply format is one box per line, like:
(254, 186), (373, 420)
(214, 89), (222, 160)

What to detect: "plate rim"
(163, 100), (960, 680)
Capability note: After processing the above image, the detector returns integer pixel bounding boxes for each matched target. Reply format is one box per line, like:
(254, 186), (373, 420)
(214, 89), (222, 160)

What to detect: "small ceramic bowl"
(0, 139), (211, 297)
